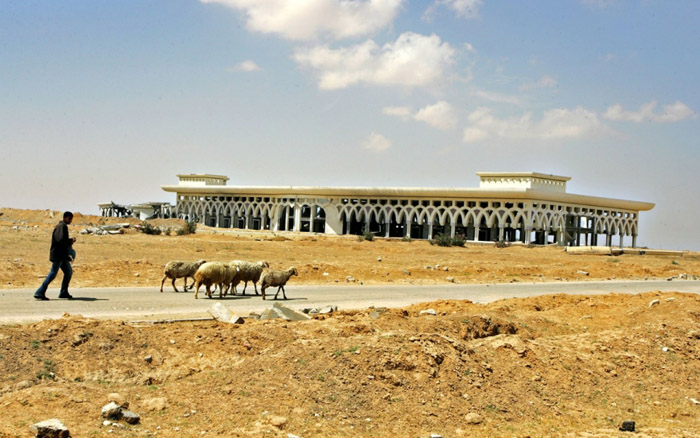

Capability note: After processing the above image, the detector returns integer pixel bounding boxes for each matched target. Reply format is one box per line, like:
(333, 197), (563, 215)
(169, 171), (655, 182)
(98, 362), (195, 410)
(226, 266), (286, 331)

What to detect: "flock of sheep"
(160, 260), (298, 300)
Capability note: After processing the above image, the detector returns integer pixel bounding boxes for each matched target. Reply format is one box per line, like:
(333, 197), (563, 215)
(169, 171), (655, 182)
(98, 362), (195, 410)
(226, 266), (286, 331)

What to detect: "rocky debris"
(419, 309), (437, 316)
(464, 412), (483, 424)
(446, 276), (455, 283)
(267, 415), (287, 428)
(101, 401), (141, 425)
(208, 302), (245, 324)
(259, 302), (311, 321)
(30, 419), (70, 438)
(649, 299), (660, 307)
(346, 276), (356, 282)
(319, 305), (338, 314)
(121, 410), (141, 425)
(101, 402), (122, 420)
(576, 270), (589, 276)
(141, 397), (168, 412)
(304, 305), (338, 315)
(80, 224), (130, 235)
(377, 257), (382, 262)
(487, 334), (528, 356)
(619, 420), (635, 432)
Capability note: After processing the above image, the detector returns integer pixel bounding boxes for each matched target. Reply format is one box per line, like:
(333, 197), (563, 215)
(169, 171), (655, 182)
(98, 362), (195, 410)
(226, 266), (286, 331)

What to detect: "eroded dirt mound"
(2, 292), (700, 437)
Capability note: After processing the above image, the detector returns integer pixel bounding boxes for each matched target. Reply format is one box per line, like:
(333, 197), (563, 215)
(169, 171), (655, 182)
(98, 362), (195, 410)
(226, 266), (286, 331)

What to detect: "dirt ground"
(2, 208), (700, 437)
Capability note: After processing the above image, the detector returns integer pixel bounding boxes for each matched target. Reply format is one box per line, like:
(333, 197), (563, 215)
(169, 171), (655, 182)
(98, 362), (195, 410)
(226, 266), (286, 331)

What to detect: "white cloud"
(414, 101), (458, 130)
(520, 75), (557, 91)
(603, 101), (696, 123)
(382, 106), (412, 120)
(293, 32), (456, 90)
(462, 106), (604, 143)
(383, 101), (458, 130)
(201, 0), (403, 41)
(228, 60), (262, 72)
(474, 90), (521, 105)
(362, 132), (392, 152)
(443, 0), (483, 18)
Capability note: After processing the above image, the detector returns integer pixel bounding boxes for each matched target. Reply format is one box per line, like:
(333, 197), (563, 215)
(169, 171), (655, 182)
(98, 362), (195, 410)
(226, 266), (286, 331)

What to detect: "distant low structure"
(160, 172), (655, 247)
(98, 201), (173, 220)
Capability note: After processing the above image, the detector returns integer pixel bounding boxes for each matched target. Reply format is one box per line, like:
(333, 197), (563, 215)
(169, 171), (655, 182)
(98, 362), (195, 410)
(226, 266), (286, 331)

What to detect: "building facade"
(160, 172), (655, 247)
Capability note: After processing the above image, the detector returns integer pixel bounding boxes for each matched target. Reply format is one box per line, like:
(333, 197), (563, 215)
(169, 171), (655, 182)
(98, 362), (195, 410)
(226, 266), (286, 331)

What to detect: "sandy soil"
(2, 208), (700, 437)
(1, 208), (698, 290)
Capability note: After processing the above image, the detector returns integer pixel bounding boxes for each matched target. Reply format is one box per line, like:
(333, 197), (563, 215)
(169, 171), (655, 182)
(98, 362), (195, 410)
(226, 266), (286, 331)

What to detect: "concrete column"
(293, 205), (301, 232)
(323, 206), (342, 235)
(404, 218), (411, 238)
(427, 222), (434, 240)
(524, 226), (532, 245)
(606, 233), (612, 246)
(632, 234), (637, 248)
(450, 222), (456, 238)
(271, 207), (281, 232)
(384, 218), (391, 238)
(498, 225), (505, 243)
(310, 205), (316, 233)
(474, 226), (480, 242)
(619, 234), (624, 248)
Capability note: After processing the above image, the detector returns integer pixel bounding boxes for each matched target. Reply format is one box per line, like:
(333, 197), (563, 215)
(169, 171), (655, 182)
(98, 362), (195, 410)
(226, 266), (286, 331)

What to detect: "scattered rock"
(121, 410), (141, 425)
(144, 355), (153, 363)
(208, 302), (245, 324)
(141, 397), (168, 412)
(619, 420), (635, 432)
(319, 305), (338, 314)
(346, 276), (356, 282)
(464, 412), (483, 424)
(649, 299), (660, 307)
(30, 419), (69, 438)
(446, 276), (455, 283)
(577, 270), (589, 276)
(107, 393), (124, 405)
(268, 415), (287, 428)
(102, 402), (123, 420)
(419, 309), (437, 316)
(260, 303), (311, 321)
(377, 257), (382, 262)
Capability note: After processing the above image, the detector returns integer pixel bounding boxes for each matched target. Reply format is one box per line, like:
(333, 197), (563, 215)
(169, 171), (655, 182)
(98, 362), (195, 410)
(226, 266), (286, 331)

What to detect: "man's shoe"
(58, 293), (73, 299)
(34, 295), (49, 301)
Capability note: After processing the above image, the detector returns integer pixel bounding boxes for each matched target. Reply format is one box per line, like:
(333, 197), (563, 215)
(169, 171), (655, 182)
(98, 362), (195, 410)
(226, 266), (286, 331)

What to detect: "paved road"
(2, 280), (700, 324)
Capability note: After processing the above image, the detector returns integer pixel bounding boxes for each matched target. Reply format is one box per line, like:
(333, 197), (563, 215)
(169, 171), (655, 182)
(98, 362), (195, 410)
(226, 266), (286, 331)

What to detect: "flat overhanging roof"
(161, 184), (654, 212)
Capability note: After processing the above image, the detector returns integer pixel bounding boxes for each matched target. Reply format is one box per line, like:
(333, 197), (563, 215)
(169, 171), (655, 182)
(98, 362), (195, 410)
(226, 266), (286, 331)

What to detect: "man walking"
(34, 211), (76, 300)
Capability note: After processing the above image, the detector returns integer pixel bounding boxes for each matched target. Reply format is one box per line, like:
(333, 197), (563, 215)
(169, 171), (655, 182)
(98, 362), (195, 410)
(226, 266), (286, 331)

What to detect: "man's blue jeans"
(34, 259), (72, 298)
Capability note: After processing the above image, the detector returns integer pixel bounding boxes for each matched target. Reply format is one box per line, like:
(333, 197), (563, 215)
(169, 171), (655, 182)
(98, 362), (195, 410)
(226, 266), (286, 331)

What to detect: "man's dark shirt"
(49, 221), (71, 262)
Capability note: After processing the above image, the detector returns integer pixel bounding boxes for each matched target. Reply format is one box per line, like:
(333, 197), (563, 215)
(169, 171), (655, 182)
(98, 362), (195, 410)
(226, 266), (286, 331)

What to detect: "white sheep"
(260, 266), (298, 300)
(194, 262), (241, 299)
(228, 260), (270, 296)
(160, 260), (206, 293)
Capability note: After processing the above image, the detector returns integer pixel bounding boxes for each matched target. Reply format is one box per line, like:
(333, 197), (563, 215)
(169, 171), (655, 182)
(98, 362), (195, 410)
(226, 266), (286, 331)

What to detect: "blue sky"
(1, 0), (698, 250)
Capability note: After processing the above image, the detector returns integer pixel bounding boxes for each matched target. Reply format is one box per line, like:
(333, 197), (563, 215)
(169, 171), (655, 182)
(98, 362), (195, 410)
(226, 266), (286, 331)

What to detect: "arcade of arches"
(161, 172), (655, 248)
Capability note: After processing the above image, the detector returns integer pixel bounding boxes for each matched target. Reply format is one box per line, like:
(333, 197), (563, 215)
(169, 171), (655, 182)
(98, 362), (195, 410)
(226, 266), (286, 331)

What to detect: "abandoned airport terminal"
(100, 172), (654, 247)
